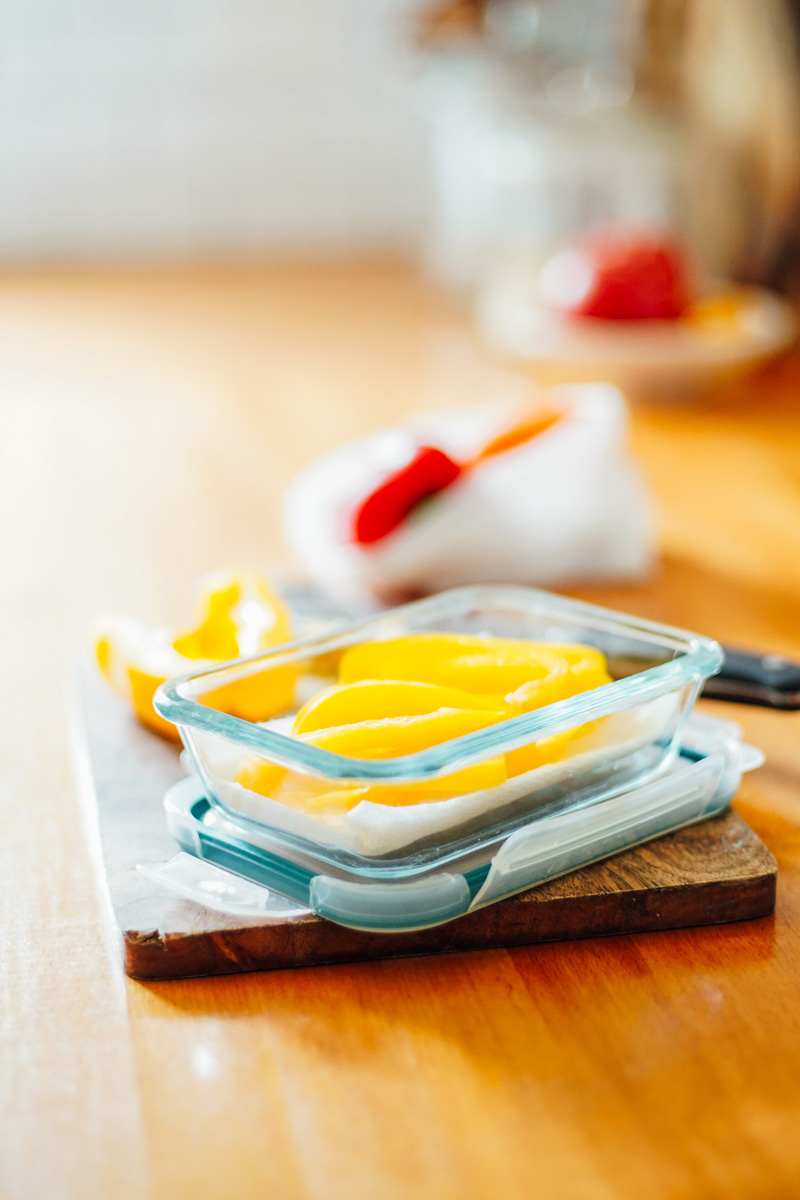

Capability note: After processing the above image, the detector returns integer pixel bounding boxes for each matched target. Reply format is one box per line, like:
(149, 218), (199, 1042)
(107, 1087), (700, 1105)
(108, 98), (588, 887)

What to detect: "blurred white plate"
(478, 280), (796, 397)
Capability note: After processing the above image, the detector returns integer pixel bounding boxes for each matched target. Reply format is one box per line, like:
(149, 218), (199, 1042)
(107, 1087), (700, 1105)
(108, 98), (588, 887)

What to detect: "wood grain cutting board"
(72, 664), (777, 982)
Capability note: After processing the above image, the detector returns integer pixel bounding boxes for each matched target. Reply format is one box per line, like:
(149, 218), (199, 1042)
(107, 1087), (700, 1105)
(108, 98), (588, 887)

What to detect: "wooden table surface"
(3, 262), (800, 1200)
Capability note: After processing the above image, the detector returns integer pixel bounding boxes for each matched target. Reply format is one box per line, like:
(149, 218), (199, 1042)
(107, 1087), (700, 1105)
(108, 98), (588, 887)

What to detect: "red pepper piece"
(539, 233), (690, 321)
(352, 446), (462, 545)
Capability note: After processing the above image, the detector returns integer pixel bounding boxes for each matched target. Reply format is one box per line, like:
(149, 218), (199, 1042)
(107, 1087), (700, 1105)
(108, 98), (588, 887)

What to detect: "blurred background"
(0, 0), (425, 260)
(0, 0), (798, 290)
(5, 0), (800, 615)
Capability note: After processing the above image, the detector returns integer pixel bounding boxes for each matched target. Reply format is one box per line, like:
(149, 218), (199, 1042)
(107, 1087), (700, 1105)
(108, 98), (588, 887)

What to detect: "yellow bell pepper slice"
(297, 706), (507, 758)
(339, 634), (608, 700)
(236, 753), (506, 813)
(303, 757), (507, 812)
(125, 664), (183, 742)
(235, 755), (288, 797)
(505, 648), (611, 711)
(505, 727), (586, 777)
(95, 568), (296, 741)
(293, 679), (508, 735)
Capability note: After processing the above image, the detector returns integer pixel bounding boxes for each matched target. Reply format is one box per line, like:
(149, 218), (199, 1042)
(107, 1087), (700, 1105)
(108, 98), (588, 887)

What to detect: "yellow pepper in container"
(153, 586), (720, 877)
(96, 569), (297, 741)
(234, 633), (612, 813)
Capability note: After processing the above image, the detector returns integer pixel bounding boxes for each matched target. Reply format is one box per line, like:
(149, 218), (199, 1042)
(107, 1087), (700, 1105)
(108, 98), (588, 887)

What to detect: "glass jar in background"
(414, 0), (800, 297)
(415, 0), (686, 294)
(411, 0), (800, 396)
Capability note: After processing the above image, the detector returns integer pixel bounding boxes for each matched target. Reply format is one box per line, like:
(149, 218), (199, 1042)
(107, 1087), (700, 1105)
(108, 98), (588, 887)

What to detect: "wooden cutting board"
(71, 664), (777, 982)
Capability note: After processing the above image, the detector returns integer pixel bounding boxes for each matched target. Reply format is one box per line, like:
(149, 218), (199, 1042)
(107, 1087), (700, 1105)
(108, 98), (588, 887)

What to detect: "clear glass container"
(154, 585), (722, 884)
(157, 714), (762, 932)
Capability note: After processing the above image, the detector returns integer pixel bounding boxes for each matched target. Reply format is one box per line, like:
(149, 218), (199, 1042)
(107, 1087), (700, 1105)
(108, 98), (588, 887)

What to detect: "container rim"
(154, 585), (723, 783)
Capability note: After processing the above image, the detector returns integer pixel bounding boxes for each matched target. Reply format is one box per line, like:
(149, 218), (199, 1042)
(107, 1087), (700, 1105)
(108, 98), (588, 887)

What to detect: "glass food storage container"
(154, 585), (723, 898)
(154, 711), (761, 930)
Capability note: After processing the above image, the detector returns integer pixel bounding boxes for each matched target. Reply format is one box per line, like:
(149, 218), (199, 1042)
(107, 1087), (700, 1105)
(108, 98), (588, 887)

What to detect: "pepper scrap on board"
(95, 569), (297, 740)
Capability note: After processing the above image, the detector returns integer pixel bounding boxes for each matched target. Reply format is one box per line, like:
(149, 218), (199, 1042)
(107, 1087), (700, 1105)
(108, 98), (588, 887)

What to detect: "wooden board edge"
(123, 869), (777, 982)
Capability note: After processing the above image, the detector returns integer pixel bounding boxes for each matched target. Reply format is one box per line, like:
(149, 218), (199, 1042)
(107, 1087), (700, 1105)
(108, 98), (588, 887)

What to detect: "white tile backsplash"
(0, 0), (427, 258)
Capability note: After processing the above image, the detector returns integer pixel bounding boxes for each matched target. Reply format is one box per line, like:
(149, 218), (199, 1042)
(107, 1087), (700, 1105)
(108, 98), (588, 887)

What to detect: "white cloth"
(283, 382), (654, 605)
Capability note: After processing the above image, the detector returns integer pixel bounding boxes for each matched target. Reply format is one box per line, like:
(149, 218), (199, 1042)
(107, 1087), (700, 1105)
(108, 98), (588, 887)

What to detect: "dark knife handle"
(702, 647), (800, 710)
